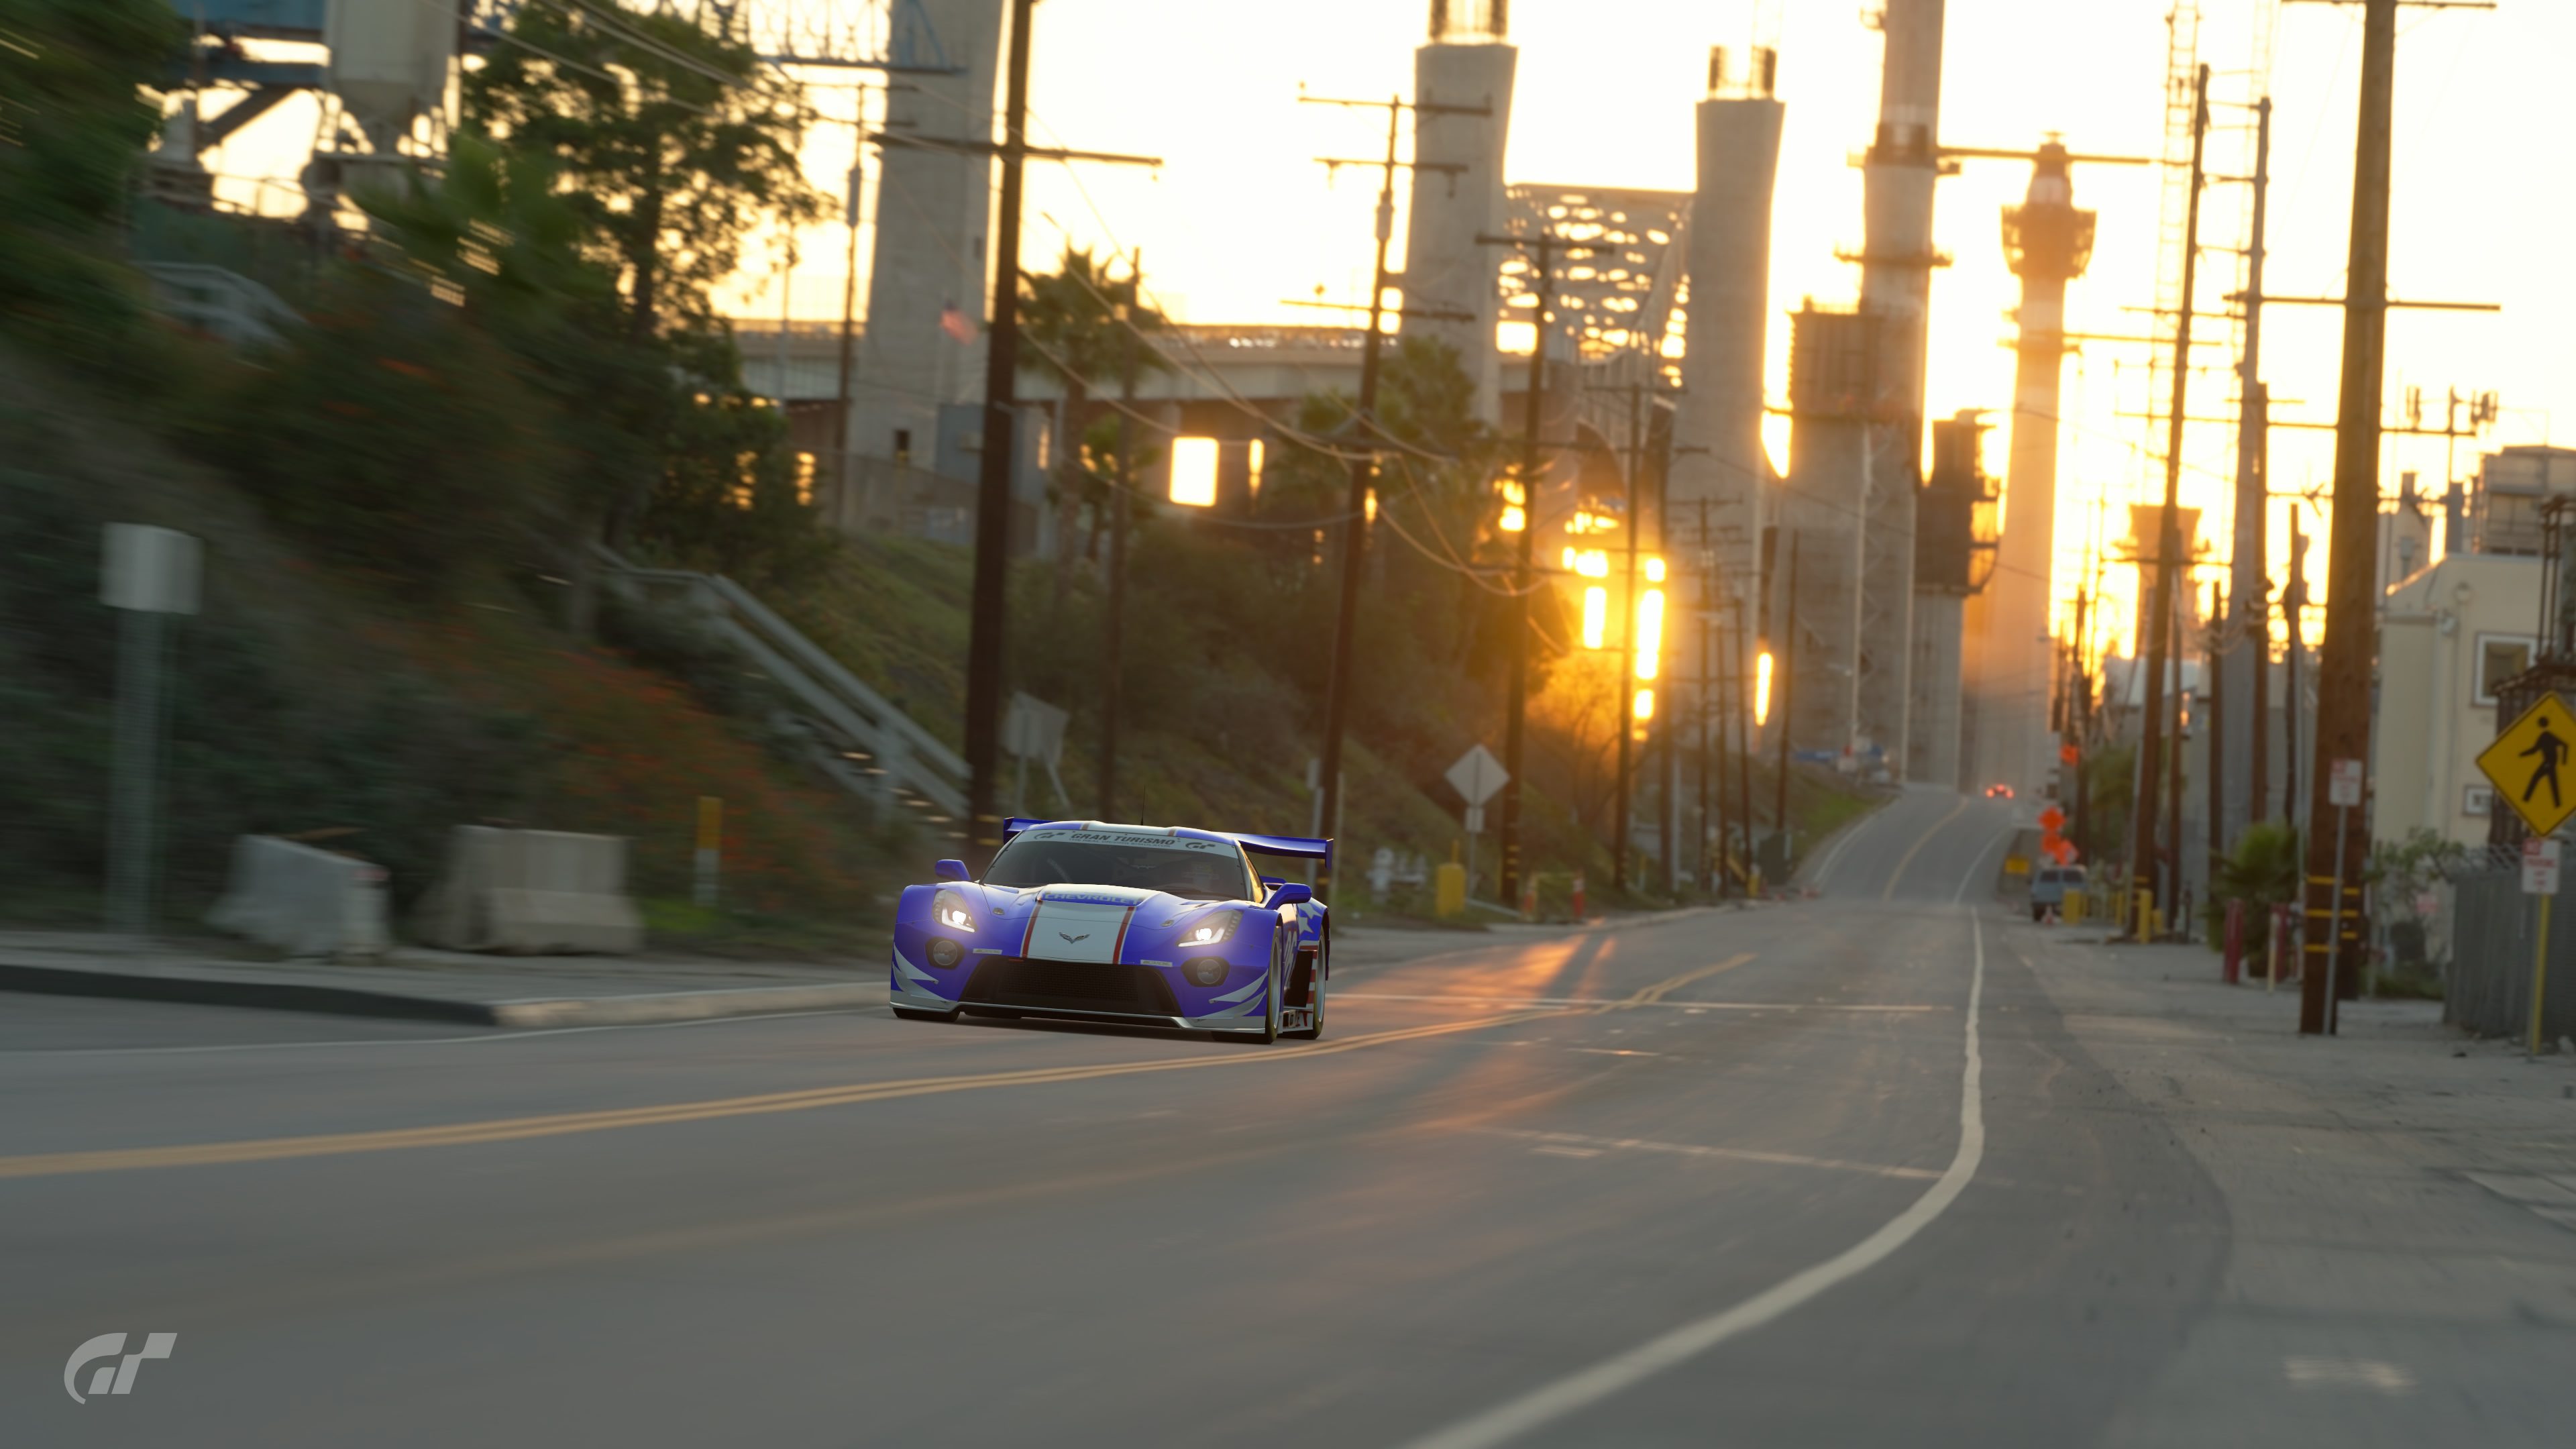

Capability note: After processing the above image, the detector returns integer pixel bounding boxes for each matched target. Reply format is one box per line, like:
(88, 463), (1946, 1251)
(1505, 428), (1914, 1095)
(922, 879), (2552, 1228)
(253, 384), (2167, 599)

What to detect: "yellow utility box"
(1434, 861), (1467, 919)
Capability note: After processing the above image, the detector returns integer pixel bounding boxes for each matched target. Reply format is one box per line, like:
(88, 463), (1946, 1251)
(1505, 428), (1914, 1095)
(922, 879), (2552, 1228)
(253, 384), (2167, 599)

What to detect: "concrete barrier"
(206, 836), (392, 960)
(415, 827), (645, 955)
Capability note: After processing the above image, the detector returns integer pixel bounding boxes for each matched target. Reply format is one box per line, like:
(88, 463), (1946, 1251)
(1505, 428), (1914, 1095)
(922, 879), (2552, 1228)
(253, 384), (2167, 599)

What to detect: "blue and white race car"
(888, 818), (1332, 1042)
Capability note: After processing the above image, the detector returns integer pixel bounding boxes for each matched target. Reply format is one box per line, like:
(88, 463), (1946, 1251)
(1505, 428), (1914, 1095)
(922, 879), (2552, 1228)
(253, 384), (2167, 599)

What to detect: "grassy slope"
(0, 345), (890, 950)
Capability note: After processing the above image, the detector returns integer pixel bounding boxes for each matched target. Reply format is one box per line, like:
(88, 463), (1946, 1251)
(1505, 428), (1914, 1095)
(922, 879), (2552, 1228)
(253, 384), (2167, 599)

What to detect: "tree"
(455, 5), (832, 590)
(462, 1), (826, 345)
(0, 0), (176, 368)
(1018, 247), (1169, 594)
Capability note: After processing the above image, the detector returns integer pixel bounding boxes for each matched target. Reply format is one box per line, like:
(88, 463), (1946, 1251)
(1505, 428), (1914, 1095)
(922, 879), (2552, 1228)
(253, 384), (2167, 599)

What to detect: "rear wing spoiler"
(998, 818), (1332, 867)
(1229, 833), (1333, 865)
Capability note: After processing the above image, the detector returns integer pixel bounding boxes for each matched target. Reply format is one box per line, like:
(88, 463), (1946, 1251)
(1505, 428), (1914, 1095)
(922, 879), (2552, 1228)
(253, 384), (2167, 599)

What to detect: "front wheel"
(1287, 940), (1326, 1040)
(1256, 936), (1283, 1043)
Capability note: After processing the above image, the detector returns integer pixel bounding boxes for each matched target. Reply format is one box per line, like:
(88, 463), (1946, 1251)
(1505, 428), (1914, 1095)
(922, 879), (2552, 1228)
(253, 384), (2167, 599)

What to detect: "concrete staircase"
(596, 551), (969, 844)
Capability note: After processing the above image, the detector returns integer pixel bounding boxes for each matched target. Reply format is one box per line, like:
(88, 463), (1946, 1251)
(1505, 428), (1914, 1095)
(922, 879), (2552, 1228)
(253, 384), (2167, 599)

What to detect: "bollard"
(2135, 889), (2154, 938)
(694, 796), (722, 909)
(1570, 871), (1587, 920)
(1434, 861), (1466, 919)
(2223, 899), (2245, 984)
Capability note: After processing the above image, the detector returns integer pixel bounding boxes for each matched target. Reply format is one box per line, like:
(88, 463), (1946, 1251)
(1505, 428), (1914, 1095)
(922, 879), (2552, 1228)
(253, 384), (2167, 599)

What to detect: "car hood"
(974, 883), (1245, 965)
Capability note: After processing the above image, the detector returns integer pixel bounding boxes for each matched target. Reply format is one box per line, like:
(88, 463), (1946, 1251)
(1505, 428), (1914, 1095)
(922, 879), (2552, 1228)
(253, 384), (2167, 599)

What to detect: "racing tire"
(1256, 934), (1283, 1044)
(891, 1006), (961, 1023)
(1287, 940), (1326, 1041)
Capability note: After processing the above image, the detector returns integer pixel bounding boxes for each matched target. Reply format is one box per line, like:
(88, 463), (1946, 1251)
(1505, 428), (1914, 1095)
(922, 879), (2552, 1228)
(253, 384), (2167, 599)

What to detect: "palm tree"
(1018, 247), (1167, 596)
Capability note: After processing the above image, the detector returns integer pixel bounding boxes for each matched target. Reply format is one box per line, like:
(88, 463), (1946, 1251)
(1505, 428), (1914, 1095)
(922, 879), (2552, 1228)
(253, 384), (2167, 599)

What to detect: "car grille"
(960, 958), (1181, 1018)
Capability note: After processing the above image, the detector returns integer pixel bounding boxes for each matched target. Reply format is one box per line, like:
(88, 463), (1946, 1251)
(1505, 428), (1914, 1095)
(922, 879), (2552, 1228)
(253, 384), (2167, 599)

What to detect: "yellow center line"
(0, 951), (1753, 1181)
(1882, 796), (1972, 902)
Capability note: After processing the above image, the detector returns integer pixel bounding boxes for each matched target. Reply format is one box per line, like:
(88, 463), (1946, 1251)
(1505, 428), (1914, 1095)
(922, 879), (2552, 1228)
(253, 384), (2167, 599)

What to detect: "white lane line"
(1880, 795), (1972, 902)
(1338, 994), (1941, 1014)
(1803, 814), (1870, 894)
(0, 1008), (875, 1059)
(1482, 1129), (1941, 1182)
(1399, 914), (1989, 1449)
(1952, 826), (2015, 906)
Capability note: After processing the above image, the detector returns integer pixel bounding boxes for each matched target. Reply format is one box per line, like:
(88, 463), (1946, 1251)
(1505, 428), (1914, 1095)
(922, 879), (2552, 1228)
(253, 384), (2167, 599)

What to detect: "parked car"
(2031, 864), (2086, 921)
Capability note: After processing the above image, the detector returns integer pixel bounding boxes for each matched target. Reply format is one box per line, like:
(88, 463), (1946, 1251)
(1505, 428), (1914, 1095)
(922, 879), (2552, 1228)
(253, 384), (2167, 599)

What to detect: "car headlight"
(925, 936), (965, 969)
(1174, 911), (1240, 948)
(933, 889), (977, 933)
(1182, 957), (1230, 987)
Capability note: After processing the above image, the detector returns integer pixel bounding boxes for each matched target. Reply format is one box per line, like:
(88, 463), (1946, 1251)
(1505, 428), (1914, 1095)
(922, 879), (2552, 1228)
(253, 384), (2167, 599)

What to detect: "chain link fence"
(2445, 857), (2576, 1045)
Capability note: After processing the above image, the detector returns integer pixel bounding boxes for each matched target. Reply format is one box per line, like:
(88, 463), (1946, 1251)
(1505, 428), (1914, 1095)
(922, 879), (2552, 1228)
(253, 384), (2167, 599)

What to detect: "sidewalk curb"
(0, 961), (888, 1029)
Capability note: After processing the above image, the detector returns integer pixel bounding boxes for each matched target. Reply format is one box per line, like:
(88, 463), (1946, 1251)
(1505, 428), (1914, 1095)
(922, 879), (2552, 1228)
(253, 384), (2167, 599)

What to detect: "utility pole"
(1698, 498), (1719, 896)
(2207, 579), (2224, 867)
(2070, 585), (2092, 862)
(959, 0), (1040, 865)
(2127, 62), (2210, 934)
(831, 160), (864, 527)
(1097, 252), (1140, 820)
(1774, 533), (1800, 854)
(1733, 578), (1756, 892)
(2285, 505), (2306, 837)
(2303, 0), (2393, 1034)
(955, 1), (1161, 865)
(2166, 578), (2190, 934)
(1307, 91), (1487, 892)
(2227, 95), (2274, 841)
(1478, 227), (1605, 904)
(1615, 383), (1644, 894)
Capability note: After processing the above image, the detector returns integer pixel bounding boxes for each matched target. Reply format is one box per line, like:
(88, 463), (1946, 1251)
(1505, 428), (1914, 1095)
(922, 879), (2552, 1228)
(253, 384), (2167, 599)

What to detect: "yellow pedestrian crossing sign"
(2477, 692), (2576, 837)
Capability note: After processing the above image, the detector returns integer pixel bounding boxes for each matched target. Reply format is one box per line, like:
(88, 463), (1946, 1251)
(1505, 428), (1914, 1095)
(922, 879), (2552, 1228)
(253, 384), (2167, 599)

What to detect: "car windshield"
(983, 833), (1256, 900)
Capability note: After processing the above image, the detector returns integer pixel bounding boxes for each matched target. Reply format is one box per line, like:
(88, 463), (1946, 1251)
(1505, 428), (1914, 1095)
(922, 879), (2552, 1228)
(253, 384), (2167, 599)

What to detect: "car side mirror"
(1260, 875), (1285, 890)
(1265, 883), (1313, 909)
(934, 859), (971, 882)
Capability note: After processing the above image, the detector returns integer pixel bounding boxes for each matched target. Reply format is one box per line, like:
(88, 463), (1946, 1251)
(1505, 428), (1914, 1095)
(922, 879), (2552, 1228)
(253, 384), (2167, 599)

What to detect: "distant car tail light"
(925, 937), (965, 969)
(1182, 957), (1229, 987)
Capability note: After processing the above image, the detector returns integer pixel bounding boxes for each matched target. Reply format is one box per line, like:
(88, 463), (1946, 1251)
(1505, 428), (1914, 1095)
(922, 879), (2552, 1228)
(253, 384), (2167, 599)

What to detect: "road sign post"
(2523, 836), (2561, 1059)
(101, 524), (201, 938)
(1446, 745), (1507, 900)
(2322, 759), (2363, 1034)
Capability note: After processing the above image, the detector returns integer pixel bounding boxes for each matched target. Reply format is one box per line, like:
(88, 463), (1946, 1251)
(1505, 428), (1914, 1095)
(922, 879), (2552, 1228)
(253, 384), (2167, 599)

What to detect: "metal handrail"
(596, 550), (968, 818)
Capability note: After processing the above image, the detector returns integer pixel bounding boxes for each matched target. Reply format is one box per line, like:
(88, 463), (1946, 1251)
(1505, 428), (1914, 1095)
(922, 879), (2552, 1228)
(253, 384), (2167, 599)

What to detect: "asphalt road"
(3, 788), (2563, 1446)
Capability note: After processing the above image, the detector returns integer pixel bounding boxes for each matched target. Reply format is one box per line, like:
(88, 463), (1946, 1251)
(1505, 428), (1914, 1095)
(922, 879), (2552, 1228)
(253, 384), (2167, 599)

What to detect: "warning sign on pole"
(2522, 837), (2561, 896)
(2478, 694), (2576, 839)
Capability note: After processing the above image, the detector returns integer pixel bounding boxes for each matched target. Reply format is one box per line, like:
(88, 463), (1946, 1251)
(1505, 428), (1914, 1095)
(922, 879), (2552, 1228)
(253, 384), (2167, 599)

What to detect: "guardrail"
(595, 549), (969, 833)
(136, 262), (298, 348)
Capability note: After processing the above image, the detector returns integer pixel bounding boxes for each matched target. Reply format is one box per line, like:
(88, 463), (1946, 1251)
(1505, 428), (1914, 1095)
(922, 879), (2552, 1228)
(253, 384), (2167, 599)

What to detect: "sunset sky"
(205, 1), (2569, 666)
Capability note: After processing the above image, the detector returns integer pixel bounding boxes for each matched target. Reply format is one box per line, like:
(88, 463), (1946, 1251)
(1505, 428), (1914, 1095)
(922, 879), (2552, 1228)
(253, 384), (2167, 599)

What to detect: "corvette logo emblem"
(1059, 932), (1089, 944)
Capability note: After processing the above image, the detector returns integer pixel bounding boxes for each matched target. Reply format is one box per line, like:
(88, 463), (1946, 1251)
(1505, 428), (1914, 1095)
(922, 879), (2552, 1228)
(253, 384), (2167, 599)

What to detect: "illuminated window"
(1582, 586), (1608, 649)
(1754, 651), (1774, 726)
(1575, 549), (1609, 579)
(1644, 556), (1666, 583)
(731, 451), (759, 509)
(1635, 588), (1664, 679)
(1247, 439), (1265, 498)
(1169, 437), (1220, 507)
(1499, 505), (1527, 533)
(794, 451), (817, 506)
(1363, 488), (1378, 524)
(1633, 688), (1655, 722)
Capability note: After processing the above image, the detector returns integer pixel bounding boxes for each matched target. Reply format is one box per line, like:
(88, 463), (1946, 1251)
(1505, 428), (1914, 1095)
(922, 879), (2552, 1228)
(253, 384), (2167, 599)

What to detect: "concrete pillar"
(1405, 39), (1517, 425)
(1670, 69), (1785, 598)
(850, 0), (1004, 476)
(1856, 0), (1947, 781)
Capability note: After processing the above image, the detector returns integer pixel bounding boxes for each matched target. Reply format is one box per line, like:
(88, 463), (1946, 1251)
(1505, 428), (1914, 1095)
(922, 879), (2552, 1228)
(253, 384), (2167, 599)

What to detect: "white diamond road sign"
(1446, 745), (1507, 808)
